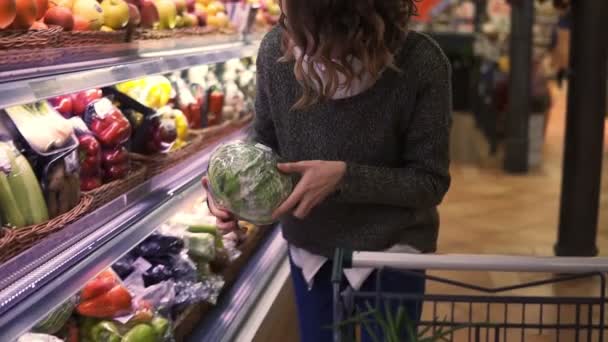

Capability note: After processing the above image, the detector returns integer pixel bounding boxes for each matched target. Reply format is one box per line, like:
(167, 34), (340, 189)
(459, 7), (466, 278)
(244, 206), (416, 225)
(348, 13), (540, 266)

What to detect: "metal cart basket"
(331, 249), (608, 342)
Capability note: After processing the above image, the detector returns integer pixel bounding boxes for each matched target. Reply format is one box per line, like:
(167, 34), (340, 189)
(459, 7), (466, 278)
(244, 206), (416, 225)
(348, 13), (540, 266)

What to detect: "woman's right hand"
(202, 177), (239, 234)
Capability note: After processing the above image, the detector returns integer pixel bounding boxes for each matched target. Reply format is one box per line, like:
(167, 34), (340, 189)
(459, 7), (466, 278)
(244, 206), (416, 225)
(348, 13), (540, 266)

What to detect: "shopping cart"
(331, 249), (608, 342)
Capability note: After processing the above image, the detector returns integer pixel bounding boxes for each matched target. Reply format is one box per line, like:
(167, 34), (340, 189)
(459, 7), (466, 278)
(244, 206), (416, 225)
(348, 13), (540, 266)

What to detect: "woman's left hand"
(272, 160), (346, 220)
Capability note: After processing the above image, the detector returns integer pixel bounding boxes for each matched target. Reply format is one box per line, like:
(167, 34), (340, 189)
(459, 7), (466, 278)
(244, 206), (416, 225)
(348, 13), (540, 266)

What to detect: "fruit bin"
(0, 194), (93, 263)
(84, 161), (148, 211)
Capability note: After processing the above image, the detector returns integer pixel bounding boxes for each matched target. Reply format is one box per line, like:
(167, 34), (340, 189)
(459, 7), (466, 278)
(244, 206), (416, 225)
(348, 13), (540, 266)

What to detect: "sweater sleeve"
(336, 57), (452, 208)
(249, 35), (279, 152)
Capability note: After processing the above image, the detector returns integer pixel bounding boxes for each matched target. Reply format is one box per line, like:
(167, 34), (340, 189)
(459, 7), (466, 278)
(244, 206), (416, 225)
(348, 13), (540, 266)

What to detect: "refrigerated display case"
(0, 25), (291, 341)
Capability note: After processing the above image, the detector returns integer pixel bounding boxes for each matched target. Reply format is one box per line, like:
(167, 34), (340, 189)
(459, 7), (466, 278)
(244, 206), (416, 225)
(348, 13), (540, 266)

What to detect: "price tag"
(93, 98), (113, 119)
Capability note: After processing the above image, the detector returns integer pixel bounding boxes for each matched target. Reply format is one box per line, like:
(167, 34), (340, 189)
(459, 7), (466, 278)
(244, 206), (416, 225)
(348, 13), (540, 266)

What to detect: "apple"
(181, 11), (196, 27)
(205, 1), (220, 16)
(138, 0), (157, 28)
(207, 10), (226, 28)
(0, 0), (17, 29)
(71, 89), (103, 117)
(100, 0), (129, 29)
(127, 3), (139, 26)
(30, 19), (46, 28)
(44, 6), (74, 30)
(72, 13), (89, 29)
(48, 95), (73, 118)
(154, 0), (175, 29)
(10, 0), (37, 29)
(72, 0), (104, 30)
(34, 0), (46, 19)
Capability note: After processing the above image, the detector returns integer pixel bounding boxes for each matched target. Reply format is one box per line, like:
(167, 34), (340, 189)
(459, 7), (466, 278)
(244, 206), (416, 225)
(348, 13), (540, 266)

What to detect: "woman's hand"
(272, 161), (346, 220)
(202, 177), (239, 234)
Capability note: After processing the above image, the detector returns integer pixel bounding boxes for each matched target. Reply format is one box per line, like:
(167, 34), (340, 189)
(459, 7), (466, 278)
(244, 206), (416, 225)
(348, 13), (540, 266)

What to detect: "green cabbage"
(207, 141), (292, 225)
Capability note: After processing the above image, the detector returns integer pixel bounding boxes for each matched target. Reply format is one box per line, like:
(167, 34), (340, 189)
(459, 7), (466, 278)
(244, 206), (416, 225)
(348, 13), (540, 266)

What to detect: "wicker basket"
(0, 48), (63, 69)
(61, 30), (131, 47)
(173, 27), (216, 38)
(133, 29), (175, 40)
(134, 27), (217, 40)
(85, 162), (148, 211)
(0, 26), (63, 50)
(130, 131), (205, 179)
(0, 194), (93, 263)
(0, 228), (16, 263)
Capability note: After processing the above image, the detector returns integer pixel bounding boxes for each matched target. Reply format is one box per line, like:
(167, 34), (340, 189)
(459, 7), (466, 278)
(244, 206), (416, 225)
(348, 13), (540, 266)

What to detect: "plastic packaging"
(207, 141), (293, 225)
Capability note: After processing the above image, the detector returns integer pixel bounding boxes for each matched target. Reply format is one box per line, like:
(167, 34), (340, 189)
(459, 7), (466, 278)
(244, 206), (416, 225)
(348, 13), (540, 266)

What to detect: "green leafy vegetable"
(207, 141), (292, 225)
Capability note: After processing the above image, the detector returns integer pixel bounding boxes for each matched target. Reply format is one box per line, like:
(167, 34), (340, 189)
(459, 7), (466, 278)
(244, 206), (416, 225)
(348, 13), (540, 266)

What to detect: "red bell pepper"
(78, 270), (132, 318)
(87, 99), (132, 147)
(77, 285), (132, 318)
(49, 95), (74, 118)
(81, 270), (118, 300)
(81, 176), (103, 191)
(104, 162), (130, 182)
(102, 147), (129, 167)
(208, 90), (224, 126)
(78, 134), (101, 177)
(72, 89), (103, 117)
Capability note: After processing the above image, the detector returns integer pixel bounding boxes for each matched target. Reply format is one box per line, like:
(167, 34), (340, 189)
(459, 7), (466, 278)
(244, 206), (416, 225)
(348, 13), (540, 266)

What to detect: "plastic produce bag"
(133, 233), (185, 258)
(184, 232), (216, 261)
(207, 141), (293, 225)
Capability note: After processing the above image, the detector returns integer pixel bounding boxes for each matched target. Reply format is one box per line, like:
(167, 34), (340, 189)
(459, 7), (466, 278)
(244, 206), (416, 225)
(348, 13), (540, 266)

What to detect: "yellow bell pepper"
(171, 109), (189, 151)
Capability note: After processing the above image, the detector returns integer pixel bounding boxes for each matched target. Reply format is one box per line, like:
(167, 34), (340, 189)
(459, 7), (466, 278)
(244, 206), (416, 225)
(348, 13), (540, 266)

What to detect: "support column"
(555, 1), (608, 257)
(504, 0), (534, 173)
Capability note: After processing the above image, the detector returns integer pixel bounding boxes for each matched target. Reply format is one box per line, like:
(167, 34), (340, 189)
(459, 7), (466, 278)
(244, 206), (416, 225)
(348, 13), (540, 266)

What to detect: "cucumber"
(1, 142), (49, 226)
(0, 172), (26, 228)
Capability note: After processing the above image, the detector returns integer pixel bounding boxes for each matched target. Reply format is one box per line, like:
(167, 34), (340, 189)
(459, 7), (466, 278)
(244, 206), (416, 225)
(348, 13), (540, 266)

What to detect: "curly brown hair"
(278, 0), (419, 109)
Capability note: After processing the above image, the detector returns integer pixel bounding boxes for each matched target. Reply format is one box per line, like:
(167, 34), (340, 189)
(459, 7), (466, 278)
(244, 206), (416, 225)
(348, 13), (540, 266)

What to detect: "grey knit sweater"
(251, 27), (452, 257)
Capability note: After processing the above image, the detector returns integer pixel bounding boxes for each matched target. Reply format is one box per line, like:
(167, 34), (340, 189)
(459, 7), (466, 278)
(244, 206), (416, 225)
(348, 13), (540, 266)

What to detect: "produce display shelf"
(0, 35), (261, 110)
(191, 226), (288, 342)
(0, 127), (249, 341)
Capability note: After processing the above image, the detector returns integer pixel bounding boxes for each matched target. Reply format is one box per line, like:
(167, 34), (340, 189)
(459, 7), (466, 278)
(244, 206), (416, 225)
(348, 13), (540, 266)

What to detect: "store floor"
(428, 83), (608, 342)
(256, 83), (608, 342)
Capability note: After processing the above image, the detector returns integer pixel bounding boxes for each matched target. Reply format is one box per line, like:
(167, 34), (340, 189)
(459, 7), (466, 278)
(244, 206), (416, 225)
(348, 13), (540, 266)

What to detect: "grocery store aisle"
(428, 83), (608, 341)
(438, 82), (608, 256)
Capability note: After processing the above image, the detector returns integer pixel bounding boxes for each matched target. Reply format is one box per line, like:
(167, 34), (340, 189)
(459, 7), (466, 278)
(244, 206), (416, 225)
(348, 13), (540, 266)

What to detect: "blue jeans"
(289, 254), (426, 342)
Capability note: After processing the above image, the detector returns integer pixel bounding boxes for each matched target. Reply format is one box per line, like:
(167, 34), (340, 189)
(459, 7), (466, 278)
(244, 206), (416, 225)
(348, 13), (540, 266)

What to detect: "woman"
(204, 0), (452, 340)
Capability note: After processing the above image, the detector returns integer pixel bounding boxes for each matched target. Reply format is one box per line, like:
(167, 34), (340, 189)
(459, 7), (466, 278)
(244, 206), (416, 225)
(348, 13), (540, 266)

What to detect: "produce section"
(0, 16), (289, 341)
